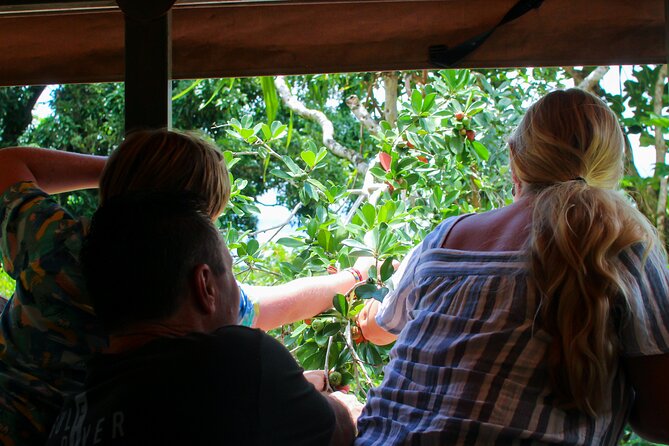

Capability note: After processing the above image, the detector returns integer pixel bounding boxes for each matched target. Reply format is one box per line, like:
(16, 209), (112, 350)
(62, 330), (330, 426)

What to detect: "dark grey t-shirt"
(47, 326), (334, 445)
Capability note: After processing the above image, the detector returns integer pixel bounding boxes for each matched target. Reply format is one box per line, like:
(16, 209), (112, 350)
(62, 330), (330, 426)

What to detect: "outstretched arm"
(0, 147), (106, 195)
(248, 265), (369, 331)
(244, 257), (377, 331)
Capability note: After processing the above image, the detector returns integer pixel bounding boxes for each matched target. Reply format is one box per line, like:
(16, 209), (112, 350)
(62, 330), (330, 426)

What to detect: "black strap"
(429, 0), (544, 68)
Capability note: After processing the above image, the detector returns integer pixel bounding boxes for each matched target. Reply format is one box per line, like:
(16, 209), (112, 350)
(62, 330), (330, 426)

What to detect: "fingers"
(303, 370), (327, 392)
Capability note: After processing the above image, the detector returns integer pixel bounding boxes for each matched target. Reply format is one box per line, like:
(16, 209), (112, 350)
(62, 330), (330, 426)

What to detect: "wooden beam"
(0, 0), (664, 87)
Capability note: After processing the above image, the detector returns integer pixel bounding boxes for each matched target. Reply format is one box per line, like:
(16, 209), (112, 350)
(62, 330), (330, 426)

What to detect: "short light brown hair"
(99, 129), (230, 218)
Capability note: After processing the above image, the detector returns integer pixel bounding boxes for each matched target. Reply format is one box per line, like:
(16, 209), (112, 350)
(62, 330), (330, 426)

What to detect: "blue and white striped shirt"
(356, 215), (669, 445)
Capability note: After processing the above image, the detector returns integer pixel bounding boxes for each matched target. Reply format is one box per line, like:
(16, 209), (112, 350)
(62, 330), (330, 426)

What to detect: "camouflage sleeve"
(0, 181), (91, 307)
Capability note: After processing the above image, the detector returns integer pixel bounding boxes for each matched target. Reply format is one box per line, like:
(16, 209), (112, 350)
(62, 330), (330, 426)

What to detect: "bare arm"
(0, 147), (106, 195)
(624, 353), (669, 443)
(247, 270), (360, 331)
(357, 299), (397, 346)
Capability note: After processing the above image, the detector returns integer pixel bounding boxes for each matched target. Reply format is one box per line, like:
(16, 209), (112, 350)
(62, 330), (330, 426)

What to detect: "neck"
(106, 322), (202, 354)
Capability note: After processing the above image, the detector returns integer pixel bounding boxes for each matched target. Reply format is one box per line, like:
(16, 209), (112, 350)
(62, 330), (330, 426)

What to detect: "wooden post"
(116, 0), (175, 132)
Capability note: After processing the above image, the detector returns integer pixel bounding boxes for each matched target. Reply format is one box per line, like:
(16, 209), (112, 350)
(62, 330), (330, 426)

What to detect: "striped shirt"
(356, 214), (669, 445)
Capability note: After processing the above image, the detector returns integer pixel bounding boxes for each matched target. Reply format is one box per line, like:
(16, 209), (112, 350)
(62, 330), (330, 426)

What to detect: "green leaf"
(260, 77), (279, 124)
(260, 123), (272, 141)
(285, 110), (294, 149)
(380, 257), (395, 282)
(277, 237), (305, 248)
(283, 156), (304, 175)
(422, 92), (437, 113)
(355, 283), (389, 302)
(341, 239), (372, 253)
(307, 178), (327, 192)
(303, 182), (319, 201)
(377, 201), (396, 223)
(332, 293), (349, 317)
(471, 140), (490, 161)
(315, 147), (328, 164)
(172, 79), (202, 101)
(301, 150), (317, 168)
(246, 239), (259, 257)
(270, 168), (293, 180)
(359, 203), (376, 228)
(411, 89), (423, 114)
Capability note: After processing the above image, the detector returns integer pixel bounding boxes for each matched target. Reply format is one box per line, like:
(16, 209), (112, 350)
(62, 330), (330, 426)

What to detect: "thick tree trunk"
(654, 65), (668, 244)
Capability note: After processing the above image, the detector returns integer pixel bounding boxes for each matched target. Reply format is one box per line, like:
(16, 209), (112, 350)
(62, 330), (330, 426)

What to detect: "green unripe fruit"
(329, 371), (342, 387)
(311, 319), (325, 332)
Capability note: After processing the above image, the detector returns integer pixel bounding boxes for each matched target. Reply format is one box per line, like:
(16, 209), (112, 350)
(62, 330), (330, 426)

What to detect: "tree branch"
(382, 72), (398, 126)
(563, 67), (585, 85)
(274, 76), (368, 174)
(248, 202), (303, 238)
(577, 66), (609, 93)
(345, 95), (381, 136)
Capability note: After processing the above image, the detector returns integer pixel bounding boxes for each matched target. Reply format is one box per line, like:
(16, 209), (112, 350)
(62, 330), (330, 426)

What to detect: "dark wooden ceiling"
(0, 0), (665, 86)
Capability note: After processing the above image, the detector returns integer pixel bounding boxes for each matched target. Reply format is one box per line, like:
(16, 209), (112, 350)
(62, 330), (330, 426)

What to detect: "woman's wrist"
(344, 267), (364, 283)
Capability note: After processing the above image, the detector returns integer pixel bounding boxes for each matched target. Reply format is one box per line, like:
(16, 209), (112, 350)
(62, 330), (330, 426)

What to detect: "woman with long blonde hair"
(357, 89), (669, 444)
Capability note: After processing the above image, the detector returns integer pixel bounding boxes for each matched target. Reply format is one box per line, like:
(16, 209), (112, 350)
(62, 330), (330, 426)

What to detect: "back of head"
(510, 89), (659, 416)
(99, 129), (230, 218)
(83, 191), (226, 333)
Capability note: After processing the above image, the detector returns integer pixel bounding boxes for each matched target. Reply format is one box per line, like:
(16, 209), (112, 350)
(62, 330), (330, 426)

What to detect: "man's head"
(99, 129), (230, 219)
(82, 192), (239, 334)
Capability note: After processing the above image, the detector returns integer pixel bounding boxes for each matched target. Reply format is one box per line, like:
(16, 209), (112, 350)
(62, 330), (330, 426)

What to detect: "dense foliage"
(0, 66), (666, 445)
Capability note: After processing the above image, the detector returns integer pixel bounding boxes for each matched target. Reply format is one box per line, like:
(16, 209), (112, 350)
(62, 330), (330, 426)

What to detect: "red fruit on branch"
(416, 156), (428, 164)
(455, 112), (465, 121)
(304, 318), (312, 326)
(406, 141), (415, 149)
(337, 384), (351, 394)
(351, 325), (366, 344)
(379, 152), (392, 172)
(466, 130), (476, 141)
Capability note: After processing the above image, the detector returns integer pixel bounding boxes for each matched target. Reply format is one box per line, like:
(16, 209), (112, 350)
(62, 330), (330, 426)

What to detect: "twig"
(249, 202), (303, 237)
(324, 335), (334, 392)
(344, 320), (373, 386)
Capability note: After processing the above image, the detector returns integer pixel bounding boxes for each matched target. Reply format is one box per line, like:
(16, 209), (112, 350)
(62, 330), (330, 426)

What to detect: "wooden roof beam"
(0, 0), (664, 87)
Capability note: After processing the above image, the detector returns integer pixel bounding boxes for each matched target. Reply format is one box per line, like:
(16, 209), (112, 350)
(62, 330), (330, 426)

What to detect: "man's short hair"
(82, 191), (226, 333)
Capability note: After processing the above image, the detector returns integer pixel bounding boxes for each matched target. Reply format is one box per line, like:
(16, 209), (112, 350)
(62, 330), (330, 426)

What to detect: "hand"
(356, 299), (377, 333)
(328, 391), (364, 422)
(303, 370), (327, 392)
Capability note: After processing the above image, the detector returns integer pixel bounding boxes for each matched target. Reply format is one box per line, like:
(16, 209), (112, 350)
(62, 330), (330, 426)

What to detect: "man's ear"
(192, 264), (217, 315)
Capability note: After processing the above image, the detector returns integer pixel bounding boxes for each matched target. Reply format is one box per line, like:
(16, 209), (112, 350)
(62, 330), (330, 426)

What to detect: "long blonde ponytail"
(510, 89), (659, 416)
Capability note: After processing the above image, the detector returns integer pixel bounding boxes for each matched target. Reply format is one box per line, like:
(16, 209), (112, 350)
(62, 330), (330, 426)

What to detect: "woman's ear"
(191, 264), (217, 315)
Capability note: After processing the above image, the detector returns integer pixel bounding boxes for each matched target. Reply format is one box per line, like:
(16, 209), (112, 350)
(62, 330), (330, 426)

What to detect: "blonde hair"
(99, 129), (230, 218)
(509, 89), (659, 416)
